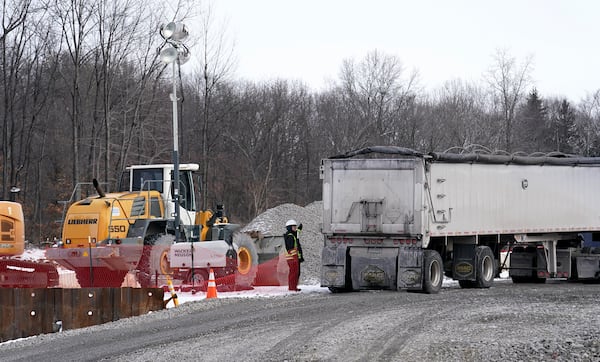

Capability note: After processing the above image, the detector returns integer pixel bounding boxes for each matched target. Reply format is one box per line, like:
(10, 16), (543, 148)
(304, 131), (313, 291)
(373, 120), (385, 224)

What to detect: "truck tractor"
(46, 163), (262, 288)
(321, 146), (600, 293)
(0, 201), (59, 288)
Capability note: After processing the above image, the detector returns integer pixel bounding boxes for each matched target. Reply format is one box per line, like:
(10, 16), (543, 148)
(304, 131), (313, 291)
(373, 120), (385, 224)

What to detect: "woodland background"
(3, 0), (600, 242)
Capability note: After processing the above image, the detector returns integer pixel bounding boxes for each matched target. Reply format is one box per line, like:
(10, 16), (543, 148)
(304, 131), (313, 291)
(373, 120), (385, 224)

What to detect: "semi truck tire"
(234, 233), (258, 288)
(423, 250), (443, 294)
(137, 234), (174, 288)
(474, 246), (495, 288)
(459, 246), (495, 288)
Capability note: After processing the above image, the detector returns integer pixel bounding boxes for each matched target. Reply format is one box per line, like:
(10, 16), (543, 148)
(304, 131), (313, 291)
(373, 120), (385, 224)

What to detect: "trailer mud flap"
(349, 247), (398, 290)
(321, 245), (349, 287)
(322, 265), (346, 286)
(575, 256), (600, 279)
(397, 248), (423, 290)
(453, 244), (475, 280)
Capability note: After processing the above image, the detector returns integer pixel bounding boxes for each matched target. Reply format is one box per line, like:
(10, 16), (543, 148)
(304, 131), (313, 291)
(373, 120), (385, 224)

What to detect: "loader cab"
(118, 164), (200, 223)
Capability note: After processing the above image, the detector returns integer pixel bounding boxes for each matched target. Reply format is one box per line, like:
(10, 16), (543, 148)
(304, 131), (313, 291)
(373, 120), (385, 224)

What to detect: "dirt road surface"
(4, 280), (600, 361)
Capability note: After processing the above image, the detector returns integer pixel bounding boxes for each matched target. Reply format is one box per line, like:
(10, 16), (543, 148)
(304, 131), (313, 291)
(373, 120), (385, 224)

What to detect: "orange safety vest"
(284, 232), (301, 260)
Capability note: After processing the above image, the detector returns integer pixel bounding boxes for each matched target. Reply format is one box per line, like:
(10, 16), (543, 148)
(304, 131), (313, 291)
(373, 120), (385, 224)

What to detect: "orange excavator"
(0, 201), (59, 288)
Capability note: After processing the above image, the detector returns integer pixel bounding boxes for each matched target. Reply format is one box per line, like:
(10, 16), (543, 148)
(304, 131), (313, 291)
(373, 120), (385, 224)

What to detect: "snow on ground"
(16, 245), (47, 261)
(166, 284), (330, 308)
(169, 272), (514, 308)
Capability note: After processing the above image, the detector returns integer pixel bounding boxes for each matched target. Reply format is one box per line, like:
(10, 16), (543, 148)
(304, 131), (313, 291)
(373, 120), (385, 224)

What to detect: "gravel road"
(4, 279), (600, 361)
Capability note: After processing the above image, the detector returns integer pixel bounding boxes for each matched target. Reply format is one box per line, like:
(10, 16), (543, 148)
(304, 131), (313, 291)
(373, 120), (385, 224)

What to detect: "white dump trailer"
(320, 146), (600, 293)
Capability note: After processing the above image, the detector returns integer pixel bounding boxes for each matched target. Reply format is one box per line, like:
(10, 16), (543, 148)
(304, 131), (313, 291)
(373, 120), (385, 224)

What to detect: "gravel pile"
(241, 201), (323, 285)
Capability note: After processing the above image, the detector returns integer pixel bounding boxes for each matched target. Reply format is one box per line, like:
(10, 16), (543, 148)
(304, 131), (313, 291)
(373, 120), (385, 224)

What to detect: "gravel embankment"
(242, 201), (323, 284)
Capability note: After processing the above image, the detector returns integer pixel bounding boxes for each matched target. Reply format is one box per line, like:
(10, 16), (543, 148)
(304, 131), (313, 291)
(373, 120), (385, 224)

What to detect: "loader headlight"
(65, 239), (71, 245)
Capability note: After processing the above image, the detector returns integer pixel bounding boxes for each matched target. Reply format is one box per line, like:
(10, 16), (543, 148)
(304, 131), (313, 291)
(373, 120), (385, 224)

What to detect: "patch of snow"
(165, 283), (330, 308)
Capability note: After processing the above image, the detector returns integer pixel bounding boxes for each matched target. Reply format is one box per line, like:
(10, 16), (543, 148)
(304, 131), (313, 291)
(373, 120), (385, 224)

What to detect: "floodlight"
(160, 22), (189, 41)
(159, 47), (179, 64)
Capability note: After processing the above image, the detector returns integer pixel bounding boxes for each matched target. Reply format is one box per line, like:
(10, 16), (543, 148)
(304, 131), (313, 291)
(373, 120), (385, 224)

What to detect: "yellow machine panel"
(0, 201), (25, 257)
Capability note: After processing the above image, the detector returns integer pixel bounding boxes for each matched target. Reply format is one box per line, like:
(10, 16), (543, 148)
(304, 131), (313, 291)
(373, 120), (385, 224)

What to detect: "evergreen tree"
(517, 88), (548, 153)
(549, 99), (576, 153)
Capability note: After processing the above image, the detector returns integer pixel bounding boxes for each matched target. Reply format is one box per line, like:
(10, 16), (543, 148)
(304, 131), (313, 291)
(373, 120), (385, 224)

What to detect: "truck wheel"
(423, 250), (443, 294)
(474, 246), (495, 288)
(137, 234), (174, 288)
(234, 233), (258, 288)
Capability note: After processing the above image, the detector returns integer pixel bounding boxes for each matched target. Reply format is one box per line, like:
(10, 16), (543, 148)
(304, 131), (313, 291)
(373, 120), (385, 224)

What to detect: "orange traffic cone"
(206, 268), (218, 299)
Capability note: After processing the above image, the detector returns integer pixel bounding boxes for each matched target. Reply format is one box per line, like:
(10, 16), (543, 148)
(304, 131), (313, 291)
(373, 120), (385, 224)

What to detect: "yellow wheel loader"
(46, 164), (259, 288)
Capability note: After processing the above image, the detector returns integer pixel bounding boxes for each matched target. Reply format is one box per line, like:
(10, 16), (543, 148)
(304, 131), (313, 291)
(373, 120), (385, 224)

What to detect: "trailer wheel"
(474, 246), (495, 288)
(186, 269), (209, 290)
(137, 234), (174, 288)
(234, 233), (258, 288)
(423, 250), (443, 294)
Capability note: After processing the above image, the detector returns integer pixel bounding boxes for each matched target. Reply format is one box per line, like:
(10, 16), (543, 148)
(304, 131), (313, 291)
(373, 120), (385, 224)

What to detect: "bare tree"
(188, 1), (236, 209)
(336, 49), (419, 147)
(426, 79), (491, 150)
(53, 0), (96, 188)
(485, 49), (533, 152)
(573, 90), (600, 156)
(0, 0), (35, 199)
(92, 0), (170, 186)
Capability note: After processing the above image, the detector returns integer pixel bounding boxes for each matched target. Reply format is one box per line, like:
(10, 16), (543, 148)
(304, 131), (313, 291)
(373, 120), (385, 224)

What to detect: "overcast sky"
(209, 0), (598, 101)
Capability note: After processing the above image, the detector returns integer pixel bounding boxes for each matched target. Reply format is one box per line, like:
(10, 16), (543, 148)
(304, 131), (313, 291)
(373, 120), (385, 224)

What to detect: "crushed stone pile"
(241, 201), (323, 285)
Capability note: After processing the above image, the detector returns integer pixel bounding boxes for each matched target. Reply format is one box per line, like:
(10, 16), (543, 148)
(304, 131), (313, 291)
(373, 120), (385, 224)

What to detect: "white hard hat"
(285, 219), (298, 227)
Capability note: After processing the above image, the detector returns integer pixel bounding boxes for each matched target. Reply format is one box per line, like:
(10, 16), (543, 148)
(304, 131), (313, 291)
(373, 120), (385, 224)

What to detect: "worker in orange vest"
(284, 219), (304, 291)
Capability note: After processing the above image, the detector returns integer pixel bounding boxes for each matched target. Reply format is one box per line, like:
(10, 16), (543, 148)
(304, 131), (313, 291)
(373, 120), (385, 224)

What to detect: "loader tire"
(234, 232), (258, 288)
(137, 234), (174, 288)
(422, 250), (443, 294)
